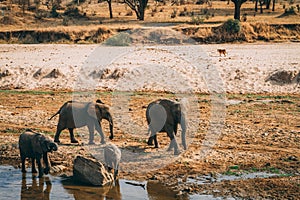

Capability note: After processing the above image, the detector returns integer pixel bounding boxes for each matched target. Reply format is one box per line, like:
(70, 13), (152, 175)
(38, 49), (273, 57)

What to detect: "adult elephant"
(146, 99), (187, 155)
(19, 129), (58, 178)
(49, 100), (113, 144)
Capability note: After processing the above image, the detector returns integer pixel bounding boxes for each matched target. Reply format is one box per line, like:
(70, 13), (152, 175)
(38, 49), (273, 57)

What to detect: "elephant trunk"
(107, 113), (114, 140)
(180, 114), (187, 150)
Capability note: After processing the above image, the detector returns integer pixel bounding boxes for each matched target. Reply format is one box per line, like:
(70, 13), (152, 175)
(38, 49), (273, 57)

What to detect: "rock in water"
(73, 156), (114, 186)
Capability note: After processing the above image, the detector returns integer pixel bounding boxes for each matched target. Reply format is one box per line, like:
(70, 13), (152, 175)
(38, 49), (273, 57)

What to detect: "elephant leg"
(147, 127), (154, 145)
(43, 153), (50, 175)
(153, 134), (158, 148)
(95, 121), (106, 144)
(54, 124), (65, 143)
(147, 127), (158, 148)
(87, 123), (96, 145)
(68, 128), (78, 143)
(147, 136), (153, 146)
(31, 158), (37, 173)
(166, 129), (180, 155)
(21, 155), (26, 173)
(36, 157), (43, 178)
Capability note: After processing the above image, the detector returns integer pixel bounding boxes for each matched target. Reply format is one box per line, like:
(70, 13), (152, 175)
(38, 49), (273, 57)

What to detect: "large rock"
(73, 156), (114, 186)
(267, 70), (299, 85)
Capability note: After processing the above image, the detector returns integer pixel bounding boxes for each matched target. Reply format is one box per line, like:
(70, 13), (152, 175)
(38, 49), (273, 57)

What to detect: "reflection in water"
(0, 165), (198, 200)
(62, 177), (121, 200)
(21, 174), (52, 200)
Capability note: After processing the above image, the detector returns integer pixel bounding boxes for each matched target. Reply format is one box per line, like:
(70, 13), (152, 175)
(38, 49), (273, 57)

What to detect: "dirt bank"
(0, 23), (300, 44)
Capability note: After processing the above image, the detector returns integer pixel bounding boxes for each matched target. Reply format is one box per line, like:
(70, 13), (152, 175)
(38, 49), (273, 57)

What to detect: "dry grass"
(0, 0), (299, 43)
(0, 0), (300, 32)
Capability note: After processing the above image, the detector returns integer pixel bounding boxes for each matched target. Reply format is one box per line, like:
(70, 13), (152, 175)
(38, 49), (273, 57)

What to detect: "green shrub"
(191, 15), (205, 25)
(223, 19), (241, 34)
(51, 6), (59, 18)
(103, 32), (132, 46)
(285, 6), (296, 14)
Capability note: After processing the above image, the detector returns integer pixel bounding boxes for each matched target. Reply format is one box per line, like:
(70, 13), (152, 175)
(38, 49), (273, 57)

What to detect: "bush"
(191, 15), (205, 25)
(103, 32), (132, 46)
(64, 6), (82, 18)
(223, 19), (241, 34)
(51, 6), (59, 18)
(284, 6), (296, 14)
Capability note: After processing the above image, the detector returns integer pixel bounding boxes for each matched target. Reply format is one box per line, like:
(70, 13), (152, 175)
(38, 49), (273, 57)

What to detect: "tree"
(259, 0), (265, 13)
(107, 0), (113, 18)
(98, 0), (113, 19)
(272, 0), (275, 11)
(231, 0), (247, 21)
(124, 0), (148, 20)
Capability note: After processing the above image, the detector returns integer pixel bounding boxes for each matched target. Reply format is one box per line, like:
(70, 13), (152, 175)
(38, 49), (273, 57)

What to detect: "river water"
(0, 165), (201, 200)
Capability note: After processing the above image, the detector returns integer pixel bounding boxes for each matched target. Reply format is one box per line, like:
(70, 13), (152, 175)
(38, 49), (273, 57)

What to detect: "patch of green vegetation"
(103, 32), (132, 46)
(3, 128), (20, 134)
(267, 167), (281, 174)
(190, 15), (205, 25)
(250, 167), (259, 172)
(223, 19), (241, 34)
(229, 165), (239, 170)
(232, 109), (241, 114)
(279, 173), (293, 177)
(224, 170), (240, 176)
(0, 90), (55, 95)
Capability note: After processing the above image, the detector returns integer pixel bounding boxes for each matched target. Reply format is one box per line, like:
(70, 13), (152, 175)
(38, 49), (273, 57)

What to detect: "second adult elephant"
(146, 99), (187, 155)
(49, 101), (113, 144)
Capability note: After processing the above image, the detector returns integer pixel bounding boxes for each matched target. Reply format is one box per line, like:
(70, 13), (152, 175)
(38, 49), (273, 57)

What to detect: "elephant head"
(171, 102), (187, 150)
(87, 102), (114, 140)
(33, 134), (58, 154)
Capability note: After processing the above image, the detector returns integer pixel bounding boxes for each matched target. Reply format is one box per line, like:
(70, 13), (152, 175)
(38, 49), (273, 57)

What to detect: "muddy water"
(0, 165), (182, 200)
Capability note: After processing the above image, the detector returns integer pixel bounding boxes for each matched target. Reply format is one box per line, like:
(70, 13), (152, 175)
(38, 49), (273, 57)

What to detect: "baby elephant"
(19, 129), (58, 178)
(104, 143), (121, 180)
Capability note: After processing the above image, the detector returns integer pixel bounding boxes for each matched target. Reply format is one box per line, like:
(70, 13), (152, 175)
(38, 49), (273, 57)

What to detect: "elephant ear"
(32, 134), (45, 154)
(172, 103), (182, 123)
(87, 103), (98, 120)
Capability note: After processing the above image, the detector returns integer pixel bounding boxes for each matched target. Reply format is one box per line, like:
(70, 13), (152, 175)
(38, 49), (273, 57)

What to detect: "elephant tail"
(48, 110), (60, 120)
(48, 101), (72, 120)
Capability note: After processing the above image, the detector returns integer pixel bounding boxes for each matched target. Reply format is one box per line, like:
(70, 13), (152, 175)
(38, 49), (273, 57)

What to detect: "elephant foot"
(54, 139), (60, 143)
(44, 167), (50, 175)
(71, 139), (78, 143)
(21, 169), (27, 173)
(174, 150), (181, 155)
(109, 136), (113, 140)
(147, 140), (153, 146)
(100, 140), (106, 144)
(88, 141), (95, 145)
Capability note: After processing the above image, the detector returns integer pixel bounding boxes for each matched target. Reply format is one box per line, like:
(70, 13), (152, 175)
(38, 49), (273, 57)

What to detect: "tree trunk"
(266, 0), (270, 9)
(233, 1), (242, 21)
(255, 0), (258, 12)
(107, 0), (113, 18)
(272, 0), (275, 11)
(137, 0), (148, 20)
(259, 0), (264, 13)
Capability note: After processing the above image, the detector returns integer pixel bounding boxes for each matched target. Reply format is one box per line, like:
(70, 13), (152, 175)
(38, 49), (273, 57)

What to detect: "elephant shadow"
(61, 177), (121, 200)
(21, 174), (52, 200)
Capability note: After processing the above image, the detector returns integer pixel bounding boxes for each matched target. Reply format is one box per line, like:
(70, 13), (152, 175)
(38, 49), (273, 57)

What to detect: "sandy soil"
(0, 42), (299, 93)
(0, 41), (299, 199)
